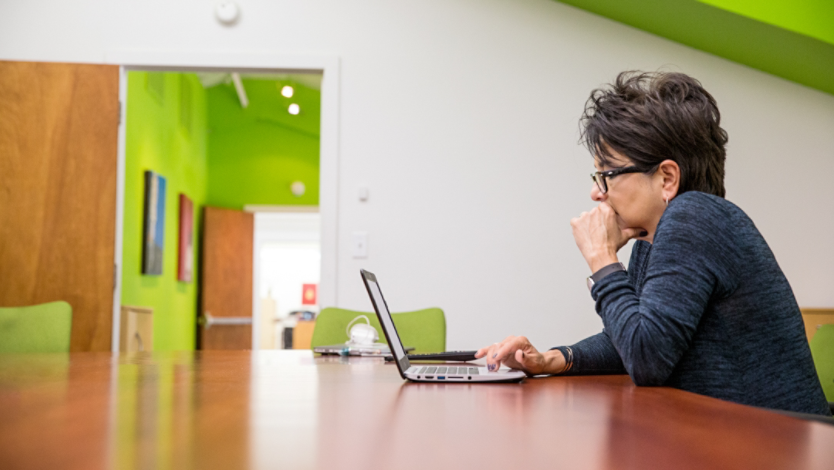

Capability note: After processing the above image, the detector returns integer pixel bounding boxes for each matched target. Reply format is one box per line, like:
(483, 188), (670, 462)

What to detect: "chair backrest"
(311, 307), (446, 353)
(810, 324), (834, 402)
(0, 301), (72, 353)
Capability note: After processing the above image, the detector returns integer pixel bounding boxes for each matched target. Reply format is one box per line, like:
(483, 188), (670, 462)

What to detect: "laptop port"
(438, 376), (445, 380)
(425, 375), (433, 379)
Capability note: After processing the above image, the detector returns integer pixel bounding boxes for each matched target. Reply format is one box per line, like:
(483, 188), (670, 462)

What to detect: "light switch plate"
(353, 232), (368, 258)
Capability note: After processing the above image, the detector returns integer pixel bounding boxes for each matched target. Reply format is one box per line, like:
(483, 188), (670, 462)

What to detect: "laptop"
(360, 269), (525, 383)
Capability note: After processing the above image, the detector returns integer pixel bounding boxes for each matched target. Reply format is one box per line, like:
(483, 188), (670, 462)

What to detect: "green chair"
(810, 324), (834, 412)
(311, 307), (446, 354)
(0, 301), (72, 353)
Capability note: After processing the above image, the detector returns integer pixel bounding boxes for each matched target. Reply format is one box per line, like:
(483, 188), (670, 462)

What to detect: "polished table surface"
(1, 350), (832, 470)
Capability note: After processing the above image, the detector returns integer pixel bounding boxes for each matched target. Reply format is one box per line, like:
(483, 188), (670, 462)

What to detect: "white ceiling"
(196, 71), (323, 90)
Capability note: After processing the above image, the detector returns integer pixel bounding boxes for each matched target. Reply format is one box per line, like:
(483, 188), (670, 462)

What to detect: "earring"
(664, 197), (669, 206)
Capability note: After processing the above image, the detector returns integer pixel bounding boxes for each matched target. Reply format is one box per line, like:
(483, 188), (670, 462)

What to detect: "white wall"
(3, 0), (833, 350)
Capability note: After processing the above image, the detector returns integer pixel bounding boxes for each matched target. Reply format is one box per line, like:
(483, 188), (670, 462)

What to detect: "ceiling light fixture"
(281, 85), (294, 98)
(288, 103), (300, 115)
(290, 181), (306, 197)
(230, 73), (249, 108)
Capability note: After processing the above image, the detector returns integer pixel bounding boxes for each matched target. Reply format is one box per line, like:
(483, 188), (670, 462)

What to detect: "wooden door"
(0, 60), (119, 352)
(200, 207), (254, 349)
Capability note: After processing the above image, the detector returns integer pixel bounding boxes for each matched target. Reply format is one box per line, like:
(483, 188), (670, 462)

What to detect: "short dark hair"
(580, 71), (728, 198)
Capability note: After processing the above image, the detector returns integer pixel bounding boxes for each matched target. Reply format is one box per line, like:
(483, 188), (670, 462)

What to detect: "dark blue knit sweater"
(560, 191), (831, 416)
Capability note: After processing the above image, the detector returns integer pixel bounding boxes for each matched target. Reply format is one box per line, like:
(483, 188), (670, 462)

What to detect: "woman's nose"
(591, 183), (606, 202)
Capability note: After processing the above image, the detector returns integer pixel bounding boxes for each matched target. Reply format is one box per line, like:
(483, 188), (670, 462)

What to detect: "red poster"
(178, 194), (193, 282)
(302, 284), (317, 305)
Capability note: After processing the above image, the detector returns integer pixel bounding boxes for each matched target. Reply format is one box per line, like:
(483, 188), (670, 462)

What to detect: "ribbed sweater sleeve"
(589, 195), (740, 386)
(552, 332), (626, 375)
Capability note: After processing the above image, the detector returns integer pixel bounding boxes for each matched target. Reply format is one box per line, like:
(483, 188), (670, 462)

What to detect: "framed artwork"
(178, 194), (194, 282)
(142, 170), (166, 275)
(302, 284), (317, 306)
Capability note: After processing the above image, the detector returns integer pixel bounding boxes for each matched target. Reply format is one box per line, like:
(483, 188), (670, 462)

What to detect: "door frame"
(108, 51), (340, 352)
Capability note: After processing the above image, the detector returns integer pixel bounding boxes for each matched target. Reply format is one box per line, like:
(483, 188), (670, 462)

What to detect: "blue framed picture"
(142, 170), (166, 275)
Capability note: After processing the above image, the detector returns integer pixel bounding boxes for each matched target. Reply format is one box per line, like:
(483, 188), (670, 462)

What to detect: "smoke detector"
(215, 1), (240, 25)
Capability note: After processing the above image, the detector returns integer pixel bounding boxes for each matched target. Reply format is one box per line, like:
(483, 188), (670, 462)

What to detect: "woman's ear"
(658, 159), (680, 201)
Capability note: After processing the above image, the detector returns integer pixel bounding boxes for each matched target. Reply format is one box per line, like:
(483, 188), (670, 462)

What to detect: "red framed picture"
(302, 284), (317, 305)
(178, 194), (193, 282)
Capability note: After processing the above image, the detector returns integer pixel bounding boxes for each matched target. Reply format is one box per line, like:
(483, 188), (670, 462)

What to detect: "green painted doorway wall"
(122, 71), (321, 351)
(122, 72), (208, 352)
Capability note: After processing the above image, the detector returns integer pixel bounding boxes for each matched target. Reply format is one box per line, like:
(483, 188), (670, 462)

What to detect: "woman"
(475, 71), (831, 416)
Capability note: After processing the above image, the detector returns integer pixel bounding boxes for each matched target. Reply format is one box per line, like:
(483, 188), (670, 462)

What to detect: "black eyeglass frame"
(590, 166), (644, 194)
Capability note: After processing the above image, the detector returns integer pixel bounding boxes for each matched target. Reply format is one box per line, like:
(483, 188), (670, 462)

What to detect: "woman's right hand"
(474, 335), (567, 376)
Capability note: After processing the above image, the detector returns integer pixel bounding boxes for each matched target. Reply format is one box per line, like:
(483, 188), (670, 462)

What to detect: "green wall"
(122, 72), (208, 351)
(207, 79), (321, 208)
(122, 73), (321, 351)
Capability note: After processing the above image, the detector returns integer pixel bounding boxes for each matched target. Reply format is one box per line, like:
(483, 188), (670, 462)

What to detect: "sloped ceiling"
(698, 0), (834, 46)
(555, 0), (834, 96)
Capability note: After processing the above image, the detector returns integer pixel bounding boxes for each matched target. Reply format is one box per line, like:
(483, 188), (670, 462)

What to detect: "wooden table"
(1, 351), (832, 470)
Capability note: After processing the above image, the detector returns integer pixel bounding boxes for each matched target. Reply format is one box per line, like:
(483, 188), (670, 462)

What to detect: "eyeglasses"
(590, 166), (644, 194)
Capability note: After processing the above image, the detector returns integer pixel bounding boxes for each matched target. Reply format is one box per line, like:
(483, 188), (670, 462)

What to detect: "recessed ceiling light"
(281, 85), (294, 98)
(288, 103), (300, 115)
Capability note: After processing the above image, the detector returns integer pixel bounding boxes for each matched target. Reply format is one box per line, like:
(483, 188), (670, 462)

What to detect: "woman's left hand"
(571, 202), (642, 272)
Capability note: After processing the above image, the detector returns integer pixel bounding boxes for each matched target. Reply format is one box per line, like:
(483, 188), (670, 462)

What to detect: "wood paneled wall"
(0, 60), (119, 351)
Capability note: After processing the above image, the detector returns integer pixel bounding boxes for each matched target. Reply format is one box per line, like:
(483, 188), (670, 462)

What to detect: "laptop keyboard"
(417, 366), (478, 375)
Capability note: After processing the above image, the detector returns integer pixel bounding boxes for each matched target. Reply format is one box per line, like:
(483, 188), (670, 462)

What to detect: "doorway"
(253, 210), (321, 349)
(114, 54), (339, 352)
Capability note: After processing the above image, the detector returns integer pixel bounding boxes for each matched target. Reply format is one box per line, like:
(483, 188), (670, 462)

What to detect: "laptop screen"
(361, 270), (410, 374)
